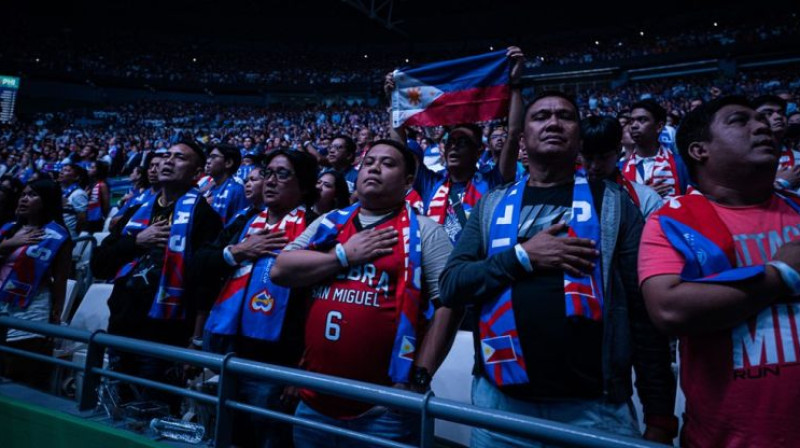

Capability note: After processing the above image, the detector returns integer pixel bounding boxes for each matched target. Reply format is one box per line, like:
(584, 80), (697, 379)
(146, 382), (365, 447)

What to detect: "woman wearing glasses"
(0, 179), (72, 389)
(195, 149), (319, 448)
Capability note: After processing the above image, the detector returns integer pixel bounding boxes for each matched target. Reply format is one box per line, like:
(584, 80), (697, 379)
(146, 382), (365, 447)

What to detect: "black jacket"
(92, 193), (222, 346)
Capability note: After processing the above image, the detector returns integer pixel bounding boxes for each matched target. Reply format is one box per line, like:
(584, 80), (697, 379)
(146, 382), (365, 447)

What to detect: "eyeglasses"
(444, 136), (477, 148)
(263, 167), (294, 182)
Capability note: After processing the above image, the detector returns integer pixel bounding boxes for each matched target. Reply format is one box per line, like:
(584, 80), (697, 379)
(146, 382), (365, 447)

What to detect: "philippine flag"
(481, 335), (518, 364)
(391, 50), (510, 128)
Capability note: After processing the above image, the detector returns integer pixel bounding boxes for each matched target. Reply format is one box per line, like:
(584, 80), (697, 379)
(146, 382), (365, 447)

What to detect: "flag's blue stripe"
(400, 50), (508, 91)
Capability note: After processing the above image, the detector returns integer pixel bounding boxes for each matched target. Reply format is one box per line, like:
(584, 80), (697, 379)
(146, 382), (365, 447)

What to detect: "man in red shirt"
(640, 96), (800, 446)
(272, 139), (458, 447)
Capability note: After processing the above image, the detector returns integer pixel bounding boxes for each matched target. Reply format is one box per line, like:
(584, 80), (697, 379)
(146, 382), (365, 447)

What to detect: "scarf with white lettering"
(658, 190), (800, 282)
(622, 146), (680, 197)
(116, 188), (200, 320)
(205, 206), (307, 341)
(426, 173), (489, 226)
(0, 222), (69, 308)
(306, 203), (431, 383)
(480, 170), (604, 386)
(206, 177), (240, 225)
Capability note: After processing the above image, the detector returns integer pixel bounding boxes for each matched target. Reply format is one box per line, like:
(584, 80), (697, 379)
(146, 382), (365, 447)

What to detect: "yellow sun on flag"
(407, 88), (422, 106)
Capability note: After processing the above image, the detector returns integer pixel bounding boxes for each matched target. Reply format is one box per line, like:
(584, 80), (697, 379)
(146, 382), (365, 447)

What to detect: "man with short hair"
(205, 143), (247, 224)
(639, 96), (800, 446)
(92, 140), (222, 407)
(580, 116), (662, 217)
(754, 95), (800, 190)
(622, 99), (690, 199)
(326, 135), (359, 193)
(440, 91), (677, 446)
(354, 126), (374, 166)
(272, 139), (459, 447)
(385, 47), (524, 243)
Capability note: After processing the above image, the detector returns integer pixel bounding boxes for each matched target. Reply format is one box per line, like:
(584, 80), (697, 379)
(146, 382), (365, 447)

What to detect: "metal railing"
(0, 315), (661, 448)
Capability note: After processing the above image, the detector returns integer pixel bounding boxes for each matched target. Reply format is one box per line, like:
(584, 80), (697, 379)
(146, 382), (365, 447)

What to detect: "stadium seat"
(69, 283), (112, 333)
(92, 232), (110, 245)
(61, 279), (79, 324)
(432, 330), (474, 446)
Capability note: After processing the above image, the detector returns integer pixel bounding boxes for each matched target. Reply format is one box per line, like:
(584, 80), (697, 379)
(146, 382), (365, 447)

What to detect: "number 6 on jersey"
(325, 310), (342, 341)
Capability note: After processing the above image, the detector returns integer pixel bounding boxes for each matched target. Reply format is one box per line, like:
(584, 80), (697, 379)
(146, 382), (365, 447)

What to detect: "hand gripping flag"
(391, 50), (510, 128)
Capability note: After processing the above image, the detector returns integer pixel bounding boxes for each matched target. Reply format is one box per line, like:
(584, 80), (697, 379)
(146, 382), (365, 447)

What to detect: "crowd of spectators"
(3, 12), (797, 88)
(2, 68), (797, 186)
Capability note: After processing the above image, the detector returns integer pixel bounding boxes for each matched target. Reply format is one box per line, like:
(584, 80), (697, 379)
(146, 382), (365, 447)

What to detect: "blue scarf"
(206, 177), (242, 225)
(117, 189), (200, 320)
(658, 191), (800, 283)
(480, 170), (604, 386)
(0, 222), (70, 308)
(61, 183), (79, 199)
(306, 203), (432, 383)
(205, 206), (307, 341)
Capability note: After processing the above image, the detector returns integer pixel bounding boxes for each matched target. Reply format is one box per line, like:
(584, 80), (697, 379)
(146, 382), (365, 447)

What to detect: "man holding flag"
(386, 47), (523, 243)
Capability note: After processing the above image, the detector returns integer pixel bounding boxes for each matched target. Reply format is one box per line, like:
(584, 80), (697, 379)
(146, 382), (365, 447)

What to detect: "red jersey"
(640, 195), (800, 447)
(301, 212), (409, 419)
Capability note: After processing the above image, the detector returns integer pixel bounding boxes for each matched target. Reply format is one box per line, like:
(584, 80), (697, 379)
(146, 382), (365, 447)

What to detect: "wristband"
(767, 260), (800, 296)
(222, 245), (237, 266)
(775, 178), (792, 190)
(335, 243), (349, 268)
(190, 337), (203, 348)
(514, 244), (534, 272)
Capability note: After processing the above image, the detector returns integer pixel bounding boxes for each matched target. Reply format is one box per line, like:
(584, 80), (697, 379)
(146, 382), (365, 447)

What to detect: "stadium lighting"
(639, 31), (645, 36)
(404, 58), (409, 63)
(489, 46), (494, 51)
(364, 54), (368, 59)
(35, 58), (40, 63)
(594, 41), (600, 45)
(713, 22), (718, 27)
(192, 58), (197, 62)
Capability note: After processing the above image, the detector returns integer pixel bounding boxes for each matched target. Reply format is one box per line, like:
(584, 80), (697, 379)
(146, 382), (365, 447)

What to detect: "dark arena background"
(0, 0), (798, 447)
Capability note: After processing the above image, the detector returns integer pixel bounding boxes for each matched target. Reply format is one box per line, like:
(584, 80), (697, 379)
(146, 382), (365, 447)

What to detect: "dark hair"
(92, 160), (109, 181)
(209, 143), (242, 174)
(64, 163), (89, 189)
(317, 169), (351, 210)
(365, 139), (418, 177)
(631, 99), (667, 124)
(448, 123), (484, 147)
(263, 149), (320, 209)
(23, 179), (66, 227)
(580, 116), (622, 156)
(752, 95), (787, 113)
(676, 95), (752, 182)
(0, 175), (24, 224)
(131, 165), (150, 189)
(331, 135), (356, 155)
(173, 138), (207, 167)
(524, 91), (579, 120)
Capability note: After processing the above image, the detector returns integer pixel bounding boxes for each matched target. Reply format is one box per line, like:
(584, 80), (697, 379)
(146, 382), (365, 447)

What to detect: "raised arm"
(498, 46), (525, 184)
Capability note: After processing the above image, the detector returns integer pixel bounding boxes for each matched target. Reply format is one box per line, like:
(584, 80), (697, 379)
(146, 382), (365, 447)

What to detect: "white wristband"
(768, 260), (800, 296)
(222, 245), (237, 266)
(335, 243), (349, 268)
(514, 244), (534, 273)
